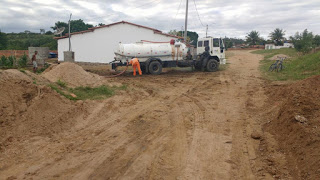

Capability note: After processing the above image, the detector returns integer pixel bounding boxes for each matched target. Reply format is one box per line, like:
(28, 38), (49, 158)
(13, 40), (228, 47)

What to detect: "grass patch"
(49, 84), (77, 100)
(57, 79), (67, 88)
(70, 86), (114, 100)
(49, 82), (127, 101)
(32, 77), (37, 84)
(256, 49), (320, 81)
(19, 69), (26, 74)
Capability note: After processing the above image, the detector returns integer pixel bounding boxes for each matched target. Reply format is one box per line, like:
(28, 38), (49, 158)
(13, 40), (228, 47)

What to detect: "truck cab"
(197, 37), (226, 64)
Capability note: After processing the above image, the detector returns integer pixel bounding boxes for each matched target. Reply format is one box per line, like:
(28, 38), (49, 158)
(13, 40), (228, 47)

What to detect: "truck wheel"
(141, 64), (148, 74)
(149, 61), (162, 75)
(206, 59), (219, 72)
(194, 60), (202, 71)
(194, 64), (201, 71)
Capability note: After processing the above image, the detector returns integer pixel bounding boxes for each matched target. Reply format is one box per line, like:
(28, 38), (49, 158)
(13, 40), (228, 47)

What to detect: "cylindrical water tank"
(114, 41), (188, 62)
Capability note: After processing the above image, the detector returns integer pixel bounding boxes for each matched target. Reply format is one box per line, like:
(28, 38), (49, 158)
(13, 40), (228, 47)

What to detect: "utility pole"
(184, 0), (188, 43)
(206, 24), (208, 38)
(68, 13), (72, 51)
(181, 26), (184, 38)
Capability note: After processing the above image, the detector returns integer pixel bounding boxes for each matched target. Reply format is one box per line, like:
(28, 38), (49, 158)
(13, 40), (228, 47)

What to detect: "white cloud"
(0, 0), (319, 39)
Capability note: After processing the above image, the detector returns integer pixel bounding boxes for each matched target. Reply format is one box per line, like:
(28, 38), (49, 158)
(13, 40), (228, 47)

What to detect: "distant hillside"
(2, 32), (57, 50)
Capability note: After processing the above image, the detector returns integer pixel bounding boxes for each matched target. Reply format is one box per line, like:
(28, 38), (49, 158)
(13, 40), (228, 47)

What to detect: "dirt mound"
(264, 75), (320, 179)
(270, 54), (289, 60)
(42, 62), (102, 87)
(0, 69), (83, 152)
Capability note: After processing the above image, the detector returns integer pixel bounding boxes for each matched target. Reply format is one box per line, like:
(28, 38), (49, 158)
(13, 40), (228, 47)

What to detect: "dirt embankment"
(1, 51), (320, 179)
(262, 75), (320, 179)
(0, 69), (84, 153)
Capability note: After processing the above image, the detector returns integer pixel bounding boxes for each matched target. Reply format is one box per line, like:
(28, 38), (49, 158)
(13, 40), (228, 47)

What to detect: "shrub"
(36, 63), (50, 73)
(18, 53), (28, 68)
(290, 29), (315, 54)
(7, 55), (15, 67)
(0, 55), (7, 66)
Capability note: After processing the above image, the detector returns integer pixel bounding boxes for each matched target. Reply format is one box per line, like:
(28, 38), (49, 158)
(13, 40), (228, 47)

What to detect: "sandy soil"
(1, 50), (309, 179)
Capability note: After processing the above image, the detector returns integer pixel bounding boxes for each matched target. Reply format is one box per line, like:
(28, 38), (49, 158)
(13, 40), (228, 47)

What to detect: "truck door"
(197, 40), (204, 55)
(211, 38), (220, 56)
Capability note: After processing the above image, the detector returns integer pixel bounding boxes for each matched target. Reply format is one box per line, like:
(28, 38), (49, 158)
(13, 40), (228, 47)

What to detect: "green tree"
(0, 55), (7, 66)
(5, 32), (57, 50)
(52, 19), (93, 36)
(269, 28), (285, 46)
(18, 54), (28, 67)
(314, 35), (320, 47)
(246, 30), (261, 45)
(224, 38), (233, 49)
(168, 30), (178, 36)
(177, 31), (199, 46)
(0, 31), (8, 50)
(167, 30), (199, 46)
(290, 29), (314, 54)
(45, 30), (53, 35)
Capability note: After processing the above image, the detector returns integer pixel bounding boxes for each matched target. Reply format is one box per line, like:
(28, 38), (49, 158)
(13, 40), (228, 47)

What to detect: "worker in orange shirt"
(128, 57), (142, 76)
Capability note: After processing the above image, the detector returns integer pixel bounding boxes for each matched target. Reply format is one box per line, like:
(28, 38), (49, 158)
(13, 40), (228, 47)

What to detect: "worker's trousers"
(133, 62), (142, 76)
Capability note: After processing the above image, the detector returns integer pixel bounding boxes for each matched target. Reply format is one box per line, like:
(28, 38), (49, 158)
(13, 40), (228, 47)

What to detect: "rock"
(251, 131), (261, 140)
(294, 115), (307, 123)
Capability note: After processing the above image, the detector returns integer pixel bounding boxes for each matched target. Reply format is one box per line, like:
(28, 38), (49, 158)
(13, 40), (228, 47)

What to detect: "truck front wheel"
(149, 61), (162, 75)
(206, 59), (219, 72)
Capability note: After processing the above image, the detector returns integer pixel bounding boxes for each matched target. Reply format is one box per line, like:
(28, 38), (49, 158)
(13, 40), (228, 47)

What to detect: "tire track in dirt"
(1, 50), (271, 180)
(180, 94), (232, 180)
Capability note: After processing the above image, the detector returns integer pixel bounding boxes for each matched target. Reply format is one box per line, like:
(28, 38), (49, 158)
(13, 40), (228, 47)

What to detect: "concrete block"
(64, 51), (75, 62)
(28, 47), (49, 65)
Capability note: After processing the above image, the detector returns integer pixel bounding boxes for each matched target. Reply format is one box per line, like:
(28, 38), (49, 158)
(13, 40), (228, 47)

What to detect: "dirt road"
(1, 50), (271, 179)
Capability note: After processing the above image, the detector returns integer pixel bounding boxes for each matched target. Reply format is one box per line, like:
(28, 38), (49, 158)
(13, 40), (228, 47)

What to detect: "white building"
(265, 43), (294, 50)
(56, 21), (181, 63)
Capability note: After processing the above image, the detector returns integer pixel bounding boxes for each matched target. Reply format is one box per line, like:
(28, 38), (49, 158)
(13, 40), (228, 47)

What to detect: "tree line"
(0, 19), (105, 51)
(1, 19), (320, 54)
(246, 28), (320, 54)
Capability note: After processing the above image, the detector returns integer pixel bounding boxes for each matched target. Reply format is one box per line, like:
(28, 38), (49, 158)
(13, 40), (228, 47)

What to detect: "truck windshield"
(213, 39), (219, 47)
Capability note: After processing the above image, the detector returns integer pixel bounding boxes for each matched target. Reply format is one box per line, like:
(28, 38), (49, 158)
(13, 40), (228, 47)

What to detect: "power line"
(174, 0), (183, 21)
(133, 0), (161, 9)
(168, 0), (184, 31)
(81, 0), (162, 22)
(193, 0), (205, 27)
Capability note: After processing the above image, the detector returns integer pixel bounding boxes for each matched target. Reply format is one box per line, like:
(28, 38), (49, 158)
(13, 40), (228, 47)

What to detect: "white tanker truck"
(111, 37), (226, 75)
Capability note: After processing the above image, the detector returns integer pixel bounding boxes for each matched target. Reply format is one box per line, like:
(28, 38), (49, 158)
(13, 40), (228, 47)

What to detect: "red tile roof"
(54, 21), (183, 40)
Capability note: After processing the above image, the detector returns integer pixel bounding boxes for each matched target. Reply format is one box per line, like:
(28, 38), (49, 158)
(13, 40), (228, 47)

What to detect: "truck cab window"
(204, 40), (209, 47)
(198, 41), (203, 47)
(213, 39), (219, 47)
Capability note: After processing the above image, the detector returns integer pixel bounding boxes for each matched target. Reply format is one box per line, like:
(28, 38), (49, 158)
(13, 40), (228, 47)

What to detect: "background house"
(55, 21), (181, 63)
(265, 42), (294, 50)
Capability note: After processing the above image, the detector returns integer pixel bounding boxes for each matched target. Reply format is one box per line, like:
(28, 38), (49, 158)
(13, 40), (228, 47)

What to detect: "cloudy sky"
(0, 0), (319, 39)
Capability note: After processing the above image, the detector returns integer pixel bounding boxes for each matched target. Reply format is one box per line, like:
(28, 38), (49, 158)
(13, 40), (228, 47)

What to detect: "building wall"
(28, 47), (49, 65)
(58, 23), (178, 63)
(265, 43), (294, 50)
